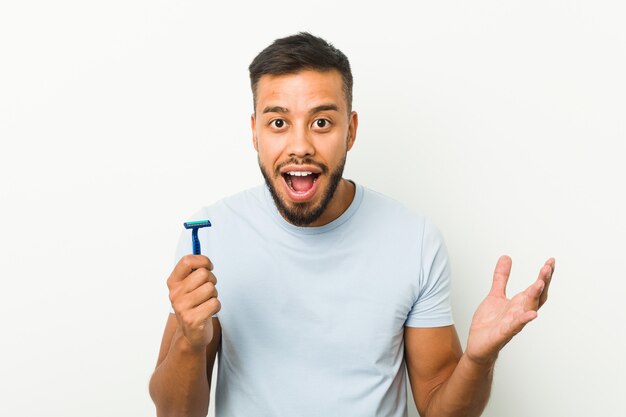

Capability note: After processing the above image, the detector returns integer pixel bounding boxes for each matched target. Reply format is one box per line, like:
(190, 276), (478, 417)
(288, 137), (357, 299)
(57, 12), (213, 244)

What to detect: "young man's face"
(252, 69), (358, 226)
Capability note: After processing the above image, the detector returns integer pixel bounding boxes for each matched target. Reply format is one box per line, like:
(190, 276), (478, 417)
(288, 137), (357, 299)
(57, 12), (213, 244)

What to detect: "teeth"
(287, 171), (313, 177)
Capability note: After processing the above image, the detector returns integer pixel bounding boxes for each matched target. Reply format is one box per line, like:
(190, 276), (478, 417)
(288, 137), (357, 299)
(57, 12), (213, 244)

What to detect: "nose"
(286, 124), (315, 158)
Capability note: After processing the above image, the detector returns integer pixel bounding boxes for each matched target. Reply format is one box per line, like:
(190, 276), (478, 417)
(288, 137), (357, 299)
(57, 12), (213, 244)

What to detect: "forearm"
(149, 330), (210, 417)
(424, 354), (495, 417)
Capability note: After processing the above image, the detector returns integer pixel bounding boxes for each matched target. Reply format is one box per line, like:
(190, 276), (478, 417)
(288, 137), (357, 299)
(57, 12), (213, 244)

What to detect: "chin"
(260, 161), (345, 226)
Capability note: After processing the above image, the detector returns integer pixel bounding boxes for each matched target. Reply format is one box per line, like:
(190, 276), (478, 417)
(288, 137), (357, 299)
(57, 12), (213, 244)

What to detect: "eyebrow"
(262, 106), (289, 114)
(261, 104), (340, 115)
(308, 104), (339, 115)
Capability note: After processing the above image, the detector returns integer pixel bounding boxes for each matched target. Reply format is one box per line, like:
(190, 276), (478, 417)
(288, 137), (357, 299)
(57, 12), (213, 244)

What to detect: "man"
(149, 32), (555, 417)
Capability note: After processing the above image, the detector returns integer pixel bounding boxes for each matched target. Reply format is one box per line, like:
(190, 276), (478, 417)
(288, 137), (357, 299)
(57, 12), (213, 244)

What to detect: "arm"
(406, 256), (555, 417)
(405, 326), (493, 417)
(149, 255), (222, 417)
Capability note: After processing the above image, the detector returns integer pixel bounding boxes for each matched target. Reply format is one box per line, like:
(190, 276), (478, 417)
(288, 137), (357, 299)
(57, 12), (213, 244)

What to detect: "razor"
(184, 220), (212, 255)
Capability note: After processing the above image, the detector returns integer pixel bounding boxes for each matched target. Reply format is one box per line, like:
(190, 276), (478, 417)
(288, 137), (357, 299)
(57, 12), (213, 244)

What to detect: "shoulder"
(174, 185), (270, 257)
(358, 185), (432, 231)
(220, 184), (266, 208)
(356, 185), (447, 255)
(186, 185), (267, 220)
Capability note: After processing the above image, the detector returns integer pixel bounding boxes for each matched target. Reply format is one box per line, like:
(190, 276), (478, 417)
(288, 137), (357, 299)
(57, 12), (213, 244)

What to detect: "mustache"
(274, 158), (329, 176)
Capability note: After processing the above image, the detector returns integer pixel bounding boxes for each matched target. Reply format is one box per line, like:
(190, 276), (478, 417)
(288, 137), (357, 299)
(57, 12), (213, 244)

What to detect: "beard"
(259, 155), (346, 227)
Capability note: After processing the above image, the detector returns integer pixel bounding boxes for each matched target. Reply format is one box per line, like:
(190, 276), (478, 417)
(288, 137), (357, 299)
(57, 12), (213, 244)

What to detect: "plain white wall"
(1, 1), (624, 416)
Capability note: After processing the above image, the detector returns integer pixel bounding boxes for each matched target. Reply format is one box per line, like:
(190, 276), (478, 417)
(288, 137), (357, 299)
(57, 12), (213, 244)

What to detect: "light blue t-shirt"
(174, 183), (453, 417)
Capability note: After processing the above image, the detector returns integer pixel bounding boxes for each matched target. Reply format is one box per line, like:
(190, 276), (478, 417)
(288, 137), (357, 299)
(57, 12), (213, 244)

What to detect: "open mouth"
(282, 171), (320, 193)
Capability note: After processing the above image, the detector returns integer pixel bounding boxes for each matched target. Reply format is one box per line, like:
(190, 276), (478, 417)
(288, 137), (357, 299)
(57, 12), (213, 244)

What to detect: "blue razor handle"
(184, 220), (212, 255)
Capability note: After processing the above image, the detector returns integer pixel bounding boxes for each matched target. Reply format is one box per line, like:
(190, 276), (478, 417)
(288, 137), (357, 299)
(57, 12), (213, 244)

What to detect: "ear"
(251, 113), (258, 151)
(346, 111), (358, 151)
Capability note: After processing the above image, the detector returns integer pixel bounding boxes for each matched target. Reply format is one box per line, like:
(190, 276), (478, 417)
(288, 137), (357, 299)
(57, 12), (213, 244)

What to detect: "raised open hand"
(465, 256), (555, 365)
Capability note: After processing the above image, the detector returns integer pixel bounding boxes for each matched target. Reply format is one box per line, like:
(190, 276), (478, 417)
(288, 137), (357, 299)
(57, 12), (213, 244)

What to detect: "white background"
(1, 1), (625, 416)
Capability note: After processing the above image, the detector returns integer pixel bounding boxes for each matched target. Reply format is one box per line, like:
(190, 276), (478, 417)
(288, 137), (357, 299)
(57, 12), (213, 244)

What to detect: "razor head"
(184, 220), (212, 229)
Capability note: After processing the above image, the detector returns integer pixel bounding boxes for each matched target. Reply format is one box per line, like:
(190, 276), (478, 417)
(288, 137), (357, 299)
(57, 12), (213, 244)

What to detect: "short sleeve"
(404, 218), (454, 327)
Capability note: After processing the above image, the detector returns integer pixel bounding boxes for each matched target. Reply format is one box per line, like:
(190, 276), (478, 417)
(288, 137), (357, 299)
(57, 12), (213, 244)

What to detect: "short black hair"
(248, 32), (353, 113)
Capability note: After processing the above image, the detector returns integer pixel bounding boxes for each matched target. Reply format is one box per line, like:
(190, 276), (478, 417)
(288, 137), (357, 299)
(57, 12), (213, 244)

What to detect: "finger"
(177, 299), (218, 331)
(505, 309), (538, 337)
(527, 278), (546, 309)
(173, 280), (218, 312)
(187, 281), (219, 308)
(179, 298), (221, 329)
(181, 268), (217, 293)
(169, 269), (217, 311)
(194, 296), (222, 319)
(514, 275), (545, 312)
(538, 258), (555, 308)
(490, 255), (512, 298)
(167, 255), (214, 288)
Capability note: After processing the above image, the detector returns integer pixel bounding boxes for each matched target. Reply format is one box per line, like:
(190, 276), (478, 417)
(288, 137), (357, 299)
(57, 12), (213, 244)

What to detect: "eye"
(270, 119), (286, 129)
(313, 119), (331, 129)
